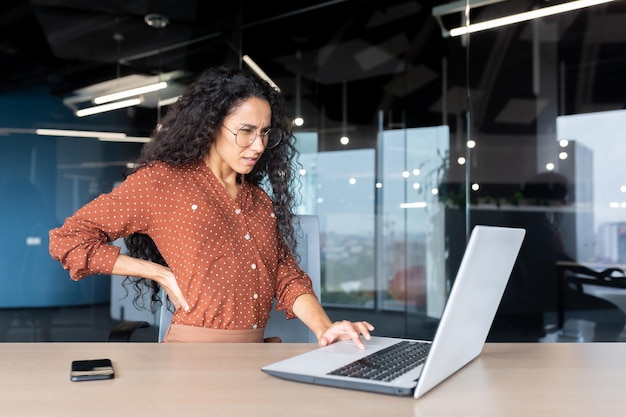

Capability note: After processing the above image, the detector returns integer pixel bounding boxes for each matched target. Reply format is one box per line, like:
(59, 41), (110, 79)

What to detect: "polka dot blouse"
(49, 160), (316, 330)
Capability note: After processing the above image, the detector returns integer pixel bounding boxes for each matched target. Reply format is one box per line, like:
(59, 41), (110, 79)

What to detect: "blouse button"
(252, 323), (258, 329)
(244, 233), (250, 240)
(270, 213), (275, 218)
(251, 263), (257, 270)
(235, 209), (241, 215)
(253, 293), (259, 300)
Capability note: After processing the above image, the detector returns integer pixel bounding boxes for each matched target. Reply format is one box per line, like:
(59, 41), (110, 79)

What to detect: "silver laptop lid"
(414, 225), (526, 398)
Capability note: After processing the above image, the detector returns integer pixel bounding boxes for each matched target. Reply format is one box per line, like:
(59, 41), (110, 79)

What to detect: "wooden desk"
(0, 342), (625, 417)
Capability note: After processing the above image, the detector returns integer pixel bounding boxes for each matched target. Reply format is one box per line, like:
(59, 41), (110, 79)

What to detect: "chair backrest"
(157, 214), (321, 342)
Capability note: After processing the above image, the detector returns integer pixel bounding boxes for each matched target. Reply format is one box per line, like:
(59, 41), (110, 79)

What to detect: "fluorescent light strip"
(158, 95), (181, 106)
(94, 82), (168, 104)
(433, 0), (506, 17)
(99, 136), (151, 143)
(399, 202), (428, 209)
(242, 55), (281, 92)
(35, 129), (127, 139)
(76, 98), (142, 117)
(449, 0), (615, 37)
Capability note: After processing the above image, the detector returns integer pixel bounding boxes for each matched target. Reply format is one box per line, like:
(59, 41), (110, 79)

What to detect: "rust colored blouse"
(49, 160), (315, 331)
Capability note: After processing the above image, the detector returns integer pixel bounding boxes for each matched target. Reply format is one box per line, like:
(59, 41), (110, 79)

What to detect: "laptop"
(261, 225), (525, 398)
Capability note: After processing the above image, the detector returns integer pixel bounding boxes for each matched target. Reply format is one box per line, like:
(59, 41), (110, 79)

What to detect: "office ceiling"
(1, 0), (445, 91)
(1, 0), (624, 136)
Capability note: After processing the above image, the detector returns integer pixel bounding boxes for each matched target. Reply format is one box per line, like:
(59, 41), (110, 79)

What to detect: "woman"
(49, 66), (374, 346)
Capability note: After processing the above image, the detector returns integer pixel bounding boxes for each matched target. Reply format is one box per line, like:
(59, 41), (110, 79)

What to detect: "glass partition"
(450, 0), (626, 342)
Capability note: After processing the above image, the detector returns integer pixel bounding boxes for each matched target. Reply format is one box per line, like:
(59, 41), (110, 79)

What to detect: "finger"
(164, 287), (190, 312)
(351, 332), (366, 349)
(338, 320), (366, 349)
(176, 296), (190, 312)
(178, 300), (191, 312)
(357, 321), (374, 340)
(165, 279), (190, 312)
(179, 296), (190, 312)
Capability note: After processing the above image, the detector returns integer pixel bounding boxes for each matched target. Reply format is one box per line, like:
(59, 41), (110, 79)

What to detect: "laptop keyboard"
(327, 340), (431, 382)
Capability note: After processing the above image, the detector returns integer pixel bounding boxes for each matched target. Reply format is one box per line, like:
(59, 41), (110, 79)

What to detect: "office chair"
(555, 261), (626, 341)
(107, 215), (321, 343)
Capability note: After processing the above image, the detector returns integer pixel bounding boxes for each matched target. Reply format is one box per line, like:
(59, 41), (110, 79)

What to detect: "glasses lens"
(265, 129), (281, 148)
(234, 127), (281, 148)
(234, 127), (252, 147)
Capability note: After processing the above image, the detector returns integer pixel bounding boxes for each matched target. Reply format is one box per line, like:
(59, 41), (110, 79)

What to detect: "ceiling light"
(434, 0), (615, 38)
(144, 13), (169, 29)
(99, 136), (151, 143)
(242, 55), (280, 92)
(35, 129), (128, 139)
(62, 71), (187, 117)
(158, 95), (181, 107)
(94, 82), (167, 104)
(432, 0), (507, 35)
(399, 202), (428, 209)
(3, 127), (149, 143)
(75, 98), (142, 117)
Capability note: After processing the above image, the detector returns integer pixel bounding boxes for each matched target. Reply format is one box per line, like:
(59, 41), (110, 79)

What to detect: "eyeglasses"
(222, 124), (281, 149)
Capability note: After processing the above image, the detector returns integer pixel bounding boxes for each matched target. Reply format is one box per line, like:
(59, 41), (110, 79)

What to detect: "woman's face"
(210, 96), (272, 175)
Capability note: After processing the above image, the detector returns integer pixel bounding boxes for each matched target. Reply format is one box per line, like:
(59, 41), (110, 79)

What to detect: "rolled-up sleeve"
(274, 235), (317, 319)
(49, 215), (122, 280)
(49, 167), (153, 281)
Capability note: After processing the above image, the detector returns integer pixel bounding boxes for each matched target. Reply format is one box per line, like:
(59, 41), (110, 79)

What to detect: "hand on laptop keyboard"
(319, 320), (375, 349)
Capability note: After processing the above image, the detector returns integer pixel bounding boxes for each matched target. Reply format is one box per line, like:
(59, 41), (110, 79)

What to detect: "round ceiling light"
(144, 14), (169, 29)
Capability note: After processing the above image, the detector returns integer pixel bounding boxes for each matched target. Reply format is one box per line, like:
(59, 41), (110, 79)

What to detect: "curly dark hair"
(123, 66), (301, 312)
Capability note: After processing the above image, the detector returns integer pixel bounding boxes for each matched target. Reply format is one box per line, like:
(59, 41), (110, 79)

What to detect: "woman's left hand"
(319, 320), (375, 350)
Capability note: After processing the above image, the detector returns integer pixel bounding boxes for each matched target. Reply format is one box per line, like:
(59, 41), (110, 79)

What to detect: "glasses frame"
(222, 124), (281, 149)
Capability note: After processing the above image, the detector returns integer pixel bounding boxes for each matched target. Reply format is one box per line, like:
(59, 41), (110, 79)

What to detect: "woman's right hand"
(111, 253), (190, 312)
(156, 266), (190, 312)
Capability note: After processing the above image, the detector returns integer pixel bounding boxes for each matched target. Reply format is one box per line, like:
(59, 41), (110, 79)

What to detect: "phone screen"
(70, 359), (115, 381)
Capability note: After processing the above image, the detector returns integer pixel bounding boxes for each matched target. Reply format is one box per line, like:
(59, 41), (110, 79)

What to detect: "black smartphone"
(70, 359), (115, 382)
